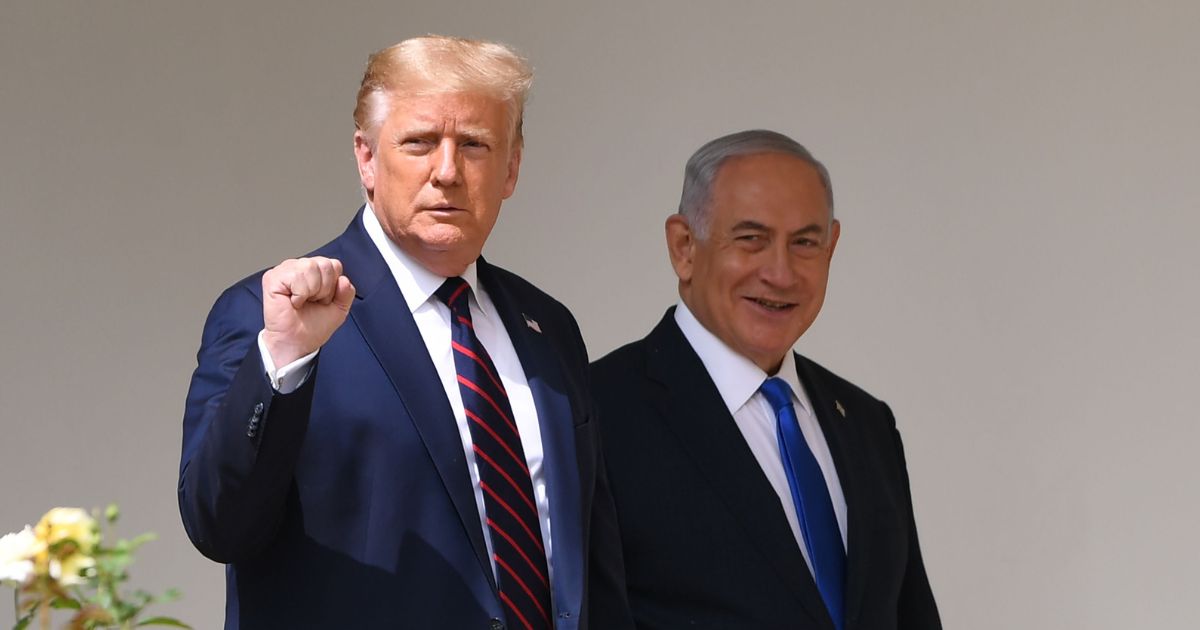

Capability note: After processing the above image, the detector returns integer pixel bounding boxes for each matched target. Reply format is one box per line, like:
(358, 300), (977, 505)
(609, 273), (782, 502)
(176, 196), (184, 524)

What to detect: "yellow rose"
(34, 507), (98, 585)
(35, 508), (97, 550)
(50, 553), (95, 586)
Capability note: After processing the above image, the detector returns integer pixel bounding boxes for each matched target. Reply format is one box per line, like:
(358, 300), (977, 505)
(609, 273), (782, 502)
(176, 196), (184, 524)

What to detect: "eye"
(733, 233), (768, 250)
(397, 137), (433, 153)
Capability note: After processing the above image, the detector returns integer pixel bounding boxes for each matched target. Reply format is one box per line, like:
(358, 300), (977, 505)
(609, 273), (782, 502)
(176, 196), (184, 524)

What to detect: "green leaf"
(13, 615), (32, 630)
(50, 596), (83, 610)
(129, 532), (158, 548)
(135, 616), (192, 628)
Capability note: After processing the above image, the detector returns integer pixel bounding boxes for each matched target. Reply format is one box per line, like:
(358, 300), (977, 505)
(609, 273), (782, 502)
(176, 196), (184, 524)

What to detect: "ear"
(353, 131), (376, 196)
(665, 214), (696, 283)
(501, 144), (522, 199)
(826, 218), (841, 262)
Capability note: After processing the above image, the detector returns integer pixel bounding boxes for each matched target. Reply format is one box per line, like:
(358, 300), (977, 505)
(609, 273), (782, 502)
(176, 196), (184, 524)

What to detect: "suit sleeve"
(555, 309), (636, 630)
(177, 281), (316, 563)
(886, 406), (943, 630)
(585, 433), (636, 630)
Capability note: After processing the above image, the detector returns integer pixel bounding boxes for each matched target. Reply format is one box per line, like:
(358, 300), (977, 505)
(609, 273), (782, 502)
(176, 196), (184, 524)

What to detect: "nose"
(430, 139), (460, 187)
(760, 243), (798, 287)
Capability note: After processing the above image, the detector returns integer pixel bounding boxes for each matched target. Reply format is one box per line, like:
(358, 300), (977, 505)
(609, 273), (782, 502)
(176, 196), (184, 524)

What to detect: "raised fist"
(261, 256), (356, 367)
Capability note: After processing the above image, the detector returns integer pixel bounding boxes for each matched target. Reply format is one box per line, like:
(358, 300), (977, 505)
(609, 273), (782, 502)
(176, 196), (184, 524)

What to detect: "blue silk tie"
(436, 277), (552, 630)
(760, 377), (845, 630)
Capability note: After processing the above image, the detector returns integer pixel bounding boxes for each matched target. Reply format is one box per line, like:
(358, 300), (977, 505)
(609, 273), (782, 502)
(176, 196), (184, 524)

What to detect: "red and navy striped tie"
(436, 277), (552, 630)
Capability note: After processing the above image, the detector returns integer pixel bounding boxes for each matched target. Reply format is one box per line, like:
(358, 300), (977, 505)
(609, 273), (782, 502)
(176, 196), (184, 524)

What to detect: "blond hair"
(354, 35), (533, 149)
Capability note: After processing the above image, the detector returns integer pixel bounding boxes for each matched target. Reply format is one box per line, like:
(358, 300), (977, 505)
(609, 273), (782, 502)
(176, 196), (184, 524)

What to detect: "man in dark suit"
(591, 130), (941, 630)
(179, 35), (627, 630)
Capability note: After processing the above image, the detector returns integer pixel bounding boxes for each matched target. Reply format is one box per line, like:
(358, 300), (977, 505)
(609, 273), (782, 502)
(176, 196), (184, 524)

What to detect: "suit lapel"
(795, 355), (868, 630)
(479, 260), (584, 619)
(645, 312), (834, 629)
(336, 212), (496, 594)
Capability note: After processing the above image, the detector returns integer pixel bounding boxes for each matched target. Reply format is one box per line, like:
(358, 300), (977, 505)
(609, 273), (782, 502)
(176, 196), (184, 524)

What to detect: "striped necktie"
(436, 277), (552, 630)
(760, 377), (845, 630)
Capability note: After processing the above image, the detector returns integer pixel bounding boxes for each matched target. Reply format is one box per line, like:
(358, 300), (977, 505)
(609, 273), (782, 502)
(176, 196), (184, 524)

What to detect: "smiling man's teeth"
(753, 298), (792, 310)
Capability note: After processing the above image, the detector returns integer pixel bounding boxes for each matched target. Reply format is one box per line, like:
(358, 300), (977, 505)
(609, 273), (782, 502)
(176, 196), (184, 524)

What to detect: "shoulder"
(482, 262), (568, 312)
(590, 337), (650, 385)
(202, 271), (265, 337)
(479, 260), (582, 340)
(206, 212), (363, 318)
(798, 355), (880, 401)
(796, 354), (896, 427)
(591, 309), (688, 389)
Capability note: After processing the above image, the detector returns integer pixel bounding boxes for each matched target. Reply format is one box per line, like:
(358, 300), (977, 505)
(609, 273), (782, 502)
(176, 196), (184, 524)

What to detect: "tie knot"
(760, 377), (795, 414)
(435, 277), (471, 310)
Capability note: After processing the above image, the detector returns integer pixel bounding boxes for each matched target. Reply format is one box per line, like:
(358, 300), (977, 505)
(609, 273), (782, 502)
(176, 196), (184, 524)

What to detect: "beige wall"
(2, 2), (1198, 628)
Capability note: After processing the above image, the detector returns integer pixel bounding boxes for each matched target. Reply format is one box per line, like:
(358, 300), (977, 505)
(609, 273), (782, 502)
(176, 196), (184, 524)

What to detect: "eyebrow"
(391, 125), (496, 140)
(729, 220), (826, 236)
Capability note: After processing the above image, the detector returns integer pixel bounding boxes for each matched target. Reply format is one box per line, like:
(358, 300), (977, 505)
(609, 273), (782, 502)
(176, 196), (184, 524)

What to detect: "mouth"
(746, 297), (796, 312)
(425, 204), (466, 212)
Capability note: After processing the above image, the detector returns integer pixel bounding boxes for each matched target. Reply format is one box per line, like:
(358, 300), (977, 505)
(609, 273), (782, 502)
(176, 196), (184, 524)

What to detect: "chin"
(417, 226), (471, 250)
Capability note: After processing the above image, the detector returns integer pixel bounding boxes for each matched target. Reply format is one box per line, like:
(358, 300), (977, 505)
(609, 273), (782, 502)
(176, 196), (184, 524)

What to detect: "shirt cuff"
(257, 330), (318, 394)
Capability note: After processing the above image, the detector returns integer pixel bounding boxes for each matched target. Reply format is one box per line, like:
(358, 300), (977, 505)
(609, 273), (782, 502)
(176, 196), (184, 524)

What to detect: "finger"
(333, 275), (356, 311)
(304, 259), (330, 302)
(264, 259), (297, 297)
(261, 259), (309, 310)
(284, 259), (321, 308)
(315, 257), (338, 305)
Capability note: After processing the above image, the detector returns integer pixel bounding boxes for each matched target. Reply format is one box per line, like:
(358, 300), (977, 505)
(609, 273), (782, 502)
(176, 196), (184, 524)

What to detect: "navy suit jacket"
(590, 310), (940, 630)
(179, 209), (626, 629)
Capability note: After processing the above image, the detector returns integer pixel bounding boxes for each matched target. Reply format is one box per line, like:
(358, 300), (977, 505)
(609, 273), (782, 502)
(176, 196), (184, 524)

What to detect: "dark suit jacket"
(178, 209), (626, 629)
(590, 309), (940, 630)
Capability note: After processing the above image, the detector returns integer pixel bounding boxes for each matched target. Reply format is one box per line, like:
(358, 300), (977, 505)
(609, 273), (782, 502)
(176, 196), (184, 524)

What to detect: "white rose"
(0, 526), (42, 585)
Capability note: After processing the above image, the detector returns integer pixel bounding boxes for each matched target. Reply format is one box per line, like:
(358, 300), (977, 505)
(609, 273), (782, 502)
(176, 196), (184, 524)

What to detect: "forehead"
(386, 90), (513, 134)
(709, 153), (830, 227)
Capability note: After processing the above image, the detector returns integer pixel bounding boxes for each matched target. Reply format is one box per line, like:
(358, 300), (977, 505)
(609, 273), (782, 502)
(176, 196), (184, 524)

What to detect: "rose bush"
(2, 506), (188, 630)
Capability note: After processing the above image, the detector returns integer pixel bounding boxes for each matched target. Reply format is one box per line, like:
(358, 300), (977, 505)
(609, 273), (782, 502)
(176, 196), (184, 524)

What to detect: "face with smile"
(354, 90), (521, 277)
(667, 152), (839, 374)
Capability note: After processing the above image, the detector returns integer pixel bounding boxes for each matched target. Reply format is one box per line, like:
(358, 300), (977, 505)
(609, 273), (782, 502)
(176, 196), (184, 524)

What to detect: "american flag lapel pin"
(523, 313), (542, 333)
(835, 400), (846, 418)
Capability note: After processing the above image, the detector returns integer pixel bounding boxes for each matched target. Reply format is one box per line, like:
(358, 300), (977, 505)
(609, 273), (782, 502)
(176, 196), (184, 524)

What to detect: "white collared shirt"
(259, 204), (552, 581)
(674, 302), (848, 573)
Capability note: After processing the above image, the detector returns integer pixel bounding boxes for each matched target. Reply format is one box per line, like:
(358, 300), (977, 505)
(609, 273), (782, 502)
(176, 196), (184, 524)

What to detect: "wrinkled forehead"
(386, 86), (522, 138)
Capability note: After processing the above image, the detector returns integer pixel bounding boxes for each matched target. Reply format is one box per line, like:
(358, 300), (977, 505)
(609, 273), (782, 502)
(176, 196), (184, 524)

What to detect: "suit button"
(488, 619), (504, 630)
(247, 402), (264, 438)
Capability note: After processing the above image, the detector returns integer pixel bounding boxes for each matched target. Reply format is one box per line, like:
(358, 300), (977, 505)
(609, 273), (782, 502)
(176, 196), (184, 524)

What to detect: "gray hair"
(677, 129), (834, 239)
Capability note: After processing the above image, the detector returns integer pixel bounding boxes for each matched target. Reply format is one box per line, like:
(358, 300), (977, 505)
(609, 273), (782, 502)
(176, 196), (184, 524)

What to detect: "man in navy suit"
(590, 130), (941, 629)
(179, 35), (628, 630)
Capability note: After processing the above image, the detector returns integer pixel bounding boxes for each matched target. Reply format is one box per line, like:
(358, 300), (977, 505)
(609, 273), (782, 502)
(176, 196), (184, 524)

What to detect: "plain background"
(2, 1), (1198, 628)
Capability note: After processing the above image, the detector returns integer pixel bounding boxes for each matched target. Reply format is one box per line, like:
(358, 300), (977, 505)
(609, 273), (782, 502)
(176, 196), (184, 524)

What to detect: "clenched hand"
(261, 256), (356, 367)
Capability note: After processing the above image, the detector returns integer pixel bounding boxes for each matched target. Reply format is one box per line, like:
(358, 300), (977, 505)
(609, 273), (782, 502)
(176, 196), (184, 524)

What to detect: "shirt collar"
(362, 203), (491, 318)
(674, 301), (812, 416)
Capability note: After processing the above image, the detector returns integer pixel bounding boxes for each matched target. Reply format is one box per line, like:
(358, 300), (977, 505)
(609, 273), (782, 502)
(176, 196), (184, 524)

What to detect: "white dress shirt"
(674, 302), (848, 573)
(258, 204), (553, 581)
